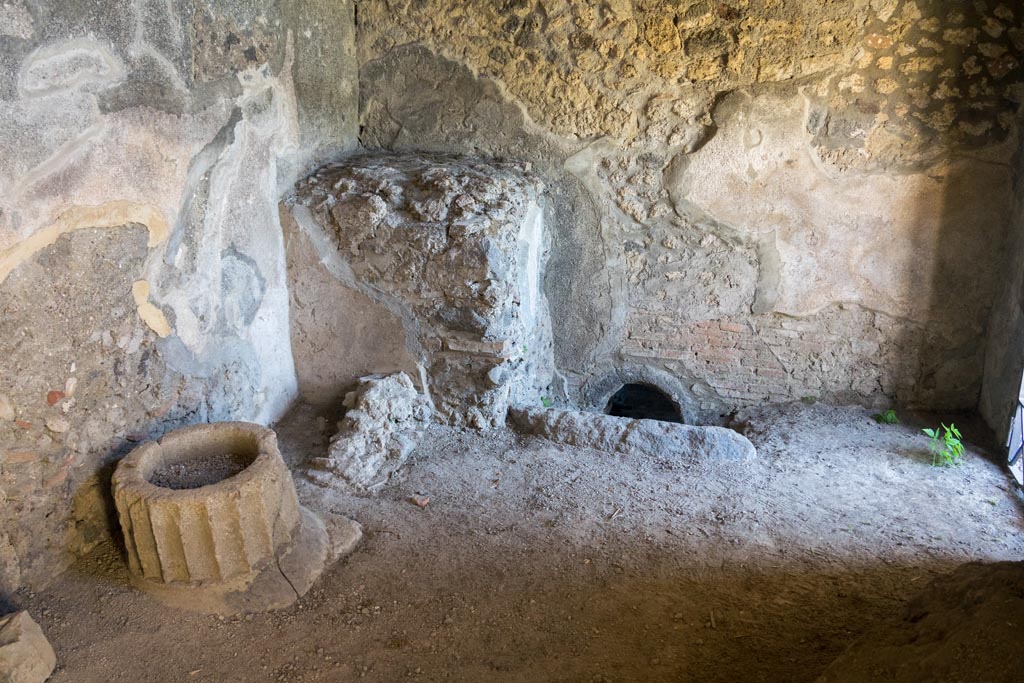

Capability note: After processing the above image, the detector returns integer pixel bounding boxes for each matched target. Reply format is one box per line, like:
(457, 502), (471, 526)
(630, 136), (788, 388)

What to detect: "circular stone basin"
(112, 422), (330, 614)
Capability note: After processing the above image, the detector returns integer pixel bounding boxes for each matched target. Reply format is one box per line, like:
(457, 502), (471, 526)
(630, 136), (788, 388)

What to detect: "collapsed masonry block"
(111, 422), (361, 614)
(308, 372), (432, 489)
(509, 407), (756, 462)
(289, 153), (555, 428)
(0, 611), (56, 683)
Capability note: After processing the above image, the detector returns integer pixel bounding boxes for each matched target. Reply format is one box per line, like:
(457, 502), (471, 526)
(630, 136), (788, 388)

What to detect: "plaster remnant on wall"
(0, 202), (168, 283)
(0, 394), (14, 422)
(130, 279), (149, 306)
(674, 91), (1010, 325)
(136, 303), (172, 338)
(0, 0), (359, 598)
(19, 38), (126, 96)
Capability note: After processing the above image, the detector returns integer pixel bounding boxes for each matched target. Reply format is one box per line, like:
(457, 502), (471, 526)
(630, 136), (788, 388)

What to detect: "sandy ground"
(14, 403), (1024, 682)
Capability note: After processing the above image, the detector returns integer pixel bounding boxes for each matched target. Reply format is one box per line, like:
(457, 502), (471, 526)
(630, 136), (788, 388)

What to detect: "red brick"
(43, 468), (68, 488)
(697, 348), (741, 365)
(4, 450), (37, 464)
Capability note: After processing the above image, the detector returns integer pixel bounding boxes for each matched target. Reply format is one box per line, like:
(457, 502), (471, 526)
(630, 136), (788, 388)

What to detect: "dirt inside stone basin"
(9, 403), (1024, 682)
(147, 452), (253, 490)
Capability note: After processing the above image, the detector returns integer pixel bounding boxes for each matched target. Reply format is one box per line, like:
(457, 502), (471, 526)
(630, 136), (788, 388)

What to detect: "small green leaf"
(922, 428), (936, 437)
(873, 409), (898, 425)
(884, 409), (898, 424)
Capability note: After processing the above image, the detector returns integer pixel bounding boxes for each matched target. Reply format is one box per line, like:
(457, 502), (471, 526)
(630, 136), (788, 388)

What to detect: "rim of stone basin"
(112, 421), (282, 498)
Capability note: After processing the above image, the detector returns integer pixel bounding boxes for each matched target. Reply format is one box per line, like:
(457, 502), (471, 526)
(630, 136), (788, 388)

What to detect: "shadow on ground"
(31, 537), (973, 683)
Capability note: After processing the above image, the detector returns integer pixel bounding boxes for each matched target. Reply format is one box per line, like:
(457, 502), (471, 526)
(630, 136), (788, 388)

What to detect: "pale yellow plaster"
(0, 201), (170, 284)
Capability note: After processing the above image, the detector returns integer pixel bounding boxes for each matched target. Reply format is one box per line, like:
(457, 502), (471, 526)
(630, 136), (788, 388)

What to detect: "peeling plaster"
(0, 201), (168, 283)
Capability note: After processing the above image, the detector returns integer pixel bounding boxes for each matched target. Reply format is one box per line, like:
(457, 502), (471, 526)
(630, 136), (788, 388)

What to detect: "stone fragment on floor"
(510, 407), (756, 462)
(308, 372), (432, 489)
(0, 611), (56, 683)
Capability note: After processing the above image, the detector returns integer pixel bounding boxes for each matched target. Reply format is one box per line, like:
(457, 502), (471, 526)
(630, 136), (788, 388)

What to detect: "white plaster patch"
(674, 92), (1011, 324)
(518, 199), (545, 326)
(153, 36), (302, 424)
(19, 38), (125, 96)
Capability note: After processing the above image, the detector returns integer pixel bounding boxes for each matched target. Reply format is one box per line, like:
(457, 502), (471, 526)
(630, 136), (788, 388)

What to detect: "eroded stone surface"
(288, 153), (555, 427)
(308, 373), (432, 490)
(358, 0), (1024, 167)
(0, 611), (55, 683)
(510, 407), (756, 463)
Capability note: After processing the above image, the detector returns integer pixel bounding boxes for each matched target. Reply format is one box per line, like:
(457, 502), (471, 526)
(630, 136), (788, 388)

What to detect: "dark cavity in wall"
(605, 384), (684, 424)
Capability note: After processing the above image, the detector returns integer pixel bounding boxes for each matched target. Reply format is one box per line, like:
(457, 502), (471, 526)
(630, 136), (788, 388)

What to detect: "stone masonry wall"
(286, 153), (555, 428)
(0, 0), (358, 597)
(357, 0), (1024, 419)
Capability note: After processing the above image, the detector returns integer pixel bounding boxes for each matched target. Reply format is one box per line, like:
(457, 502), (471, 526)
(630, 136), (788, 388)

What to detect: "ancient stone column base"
(113, 422), (362, 614)
(127, 507), (362, 615)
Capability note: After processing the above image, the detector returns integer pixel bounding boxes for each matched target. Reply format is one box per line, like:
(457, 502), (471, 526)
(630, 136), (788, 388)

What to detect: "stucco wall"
(0, 0), (357, 596)
(981, 141), (1024, 437)
(356, 0), (1024, 418)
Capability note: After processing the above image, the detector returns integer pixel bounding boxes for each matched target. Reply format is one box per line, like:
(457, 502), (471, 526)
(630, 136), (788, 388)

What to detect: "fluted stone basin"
(112, 422), (356, 614)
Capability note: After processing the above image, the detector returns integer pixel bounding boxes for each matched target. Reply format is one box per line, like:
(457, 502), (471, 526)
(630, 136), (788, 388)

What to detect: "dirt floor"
(14, 403), (1024, 682)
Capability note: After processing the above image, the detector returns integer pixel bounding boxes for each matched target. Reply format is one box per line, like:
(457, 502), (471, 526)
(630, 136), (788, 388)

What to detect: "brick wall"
(623, 305), (976, 412)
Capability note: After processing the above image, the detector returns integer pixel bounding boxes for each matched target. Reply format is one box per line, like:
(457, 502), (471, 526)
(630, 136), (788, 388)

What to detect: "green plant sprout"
(922, 423), (965, 467)
(540, 396), (553, 408)
(872, 409), (899, 425)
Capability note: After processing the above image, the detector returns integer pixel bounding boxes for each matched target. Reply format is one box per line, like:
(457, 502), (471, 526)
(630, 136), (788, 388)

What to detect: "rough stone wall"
(0, 0), (357, 597)
(357, 0), (1024, 418)
(286, 153), (555, 428)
